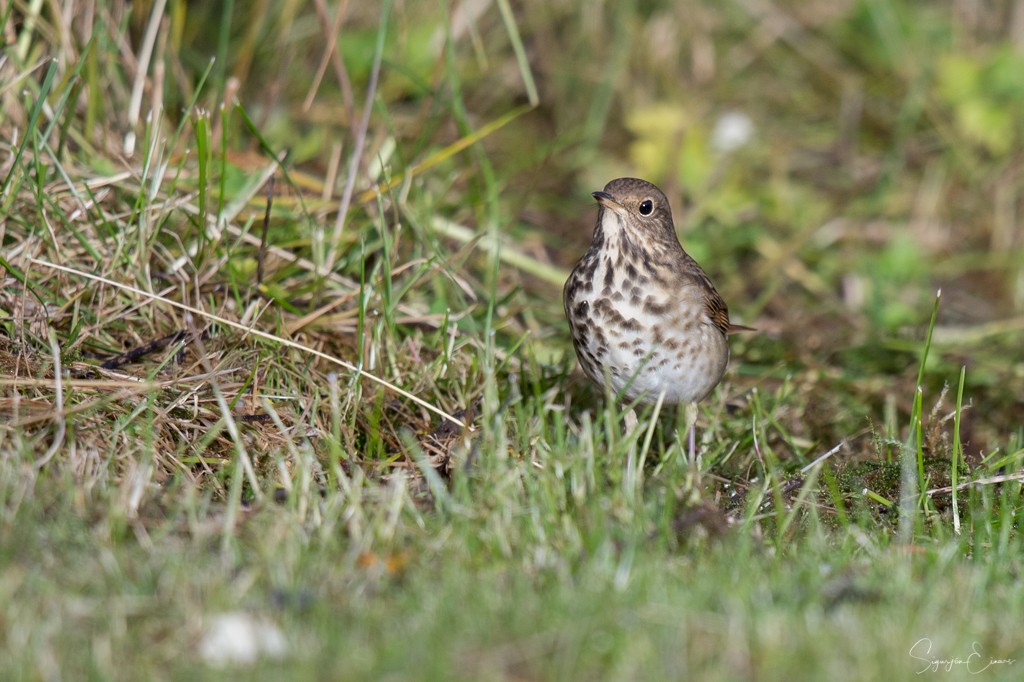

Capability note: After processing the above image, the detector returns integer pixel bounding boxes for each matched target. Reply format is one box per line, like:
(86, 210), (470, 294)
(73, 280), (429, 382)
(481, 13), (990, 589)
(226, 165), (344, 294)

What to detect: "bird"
(563, 177), (746, 458)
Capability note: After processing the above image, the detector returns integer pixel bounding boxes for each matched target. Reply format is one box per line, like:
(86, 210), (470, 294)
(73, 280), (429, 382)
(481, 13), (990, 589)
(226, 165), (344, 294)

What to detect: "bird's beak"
(592, 191), (623, 211)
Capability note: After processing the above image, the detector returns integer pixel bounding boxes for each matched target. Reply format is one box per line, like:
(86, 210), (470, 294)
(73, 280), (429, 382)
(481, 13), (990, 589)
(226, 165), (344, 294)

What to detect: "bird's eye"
(639, 199), (654, 216)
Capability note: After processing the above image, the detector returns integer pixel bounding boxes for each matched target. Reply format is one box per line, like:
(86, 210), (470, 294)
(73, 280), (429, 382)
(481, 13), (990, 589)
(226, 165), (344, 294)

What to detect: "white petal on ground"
(199, 612), (288, 665)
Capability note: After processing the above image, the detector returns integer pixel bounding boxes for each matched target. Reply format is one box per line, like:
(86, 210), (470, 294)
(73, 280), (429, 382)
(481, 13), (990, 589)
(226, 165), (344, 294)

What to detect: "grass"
(2, 0), (1024, 679)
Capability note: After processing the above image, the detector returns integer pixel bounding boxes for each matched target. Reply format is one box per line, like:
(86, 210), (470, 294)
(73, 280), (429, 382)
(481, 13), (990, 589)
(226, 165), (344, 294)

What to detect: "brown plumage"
(563, 177), (745, 453)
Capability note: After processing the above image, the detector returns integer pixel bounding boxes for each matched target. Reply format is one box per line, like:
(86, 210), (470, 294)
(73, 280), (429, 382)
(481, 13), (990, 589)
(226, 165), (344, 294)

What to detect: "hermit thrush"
(563, 177), (744, 456)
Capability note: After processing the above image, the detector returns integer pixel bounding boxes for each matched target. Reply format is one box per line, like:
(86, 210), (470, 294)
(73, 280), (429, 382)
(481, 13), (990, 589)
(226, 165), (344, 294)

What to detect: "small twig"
(100, 330), (191, 369)
(926, 471), (1024, 497)
(779, 477), (805, 496)
(238, 413), (273, 423)
(800, 441), (845, 474)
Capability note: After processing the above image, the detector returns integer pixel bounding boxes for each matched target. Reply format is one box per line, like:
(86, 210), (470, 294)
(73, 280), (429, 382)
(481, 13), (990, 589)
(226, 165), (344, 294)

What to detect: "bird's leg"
(624, 408), (638, 434)
(685, 401), (698, 462)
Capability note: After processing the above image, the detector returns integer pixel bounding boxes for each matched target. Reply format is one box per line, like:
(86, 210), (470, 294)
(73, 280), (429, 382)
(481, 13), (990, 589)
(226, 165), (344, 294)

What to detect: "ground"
(1, 1), (1023, 679)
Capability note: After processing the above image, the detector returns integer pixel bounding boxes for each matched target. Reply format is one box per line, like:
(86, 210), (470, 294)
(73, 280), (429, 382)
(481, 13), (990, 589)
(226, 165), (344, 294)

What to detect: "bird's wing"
(703, 285), (732, 337)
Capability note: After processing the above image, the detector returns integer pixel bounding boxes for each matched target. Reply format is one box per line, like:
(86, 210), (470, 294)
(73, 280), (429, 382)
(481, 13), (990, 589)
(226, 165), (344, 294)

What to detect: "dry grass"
(2, 1), (1024, 679)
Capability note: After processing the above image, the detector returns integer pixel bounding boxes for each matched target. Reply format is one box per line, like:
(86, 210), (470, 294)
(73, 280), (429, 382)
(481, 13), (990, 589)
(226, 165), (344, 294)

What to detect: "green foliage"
(2, 0), (1024, 679)
(859, 231), (930, 330)
(937, 49), (1024, 157)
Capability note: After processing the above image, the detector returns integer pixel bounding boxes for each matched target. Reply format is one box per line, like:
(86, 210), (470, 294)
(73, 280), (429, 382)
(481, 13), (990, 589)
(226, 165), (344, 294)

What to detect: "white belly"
(569, 257), (729, 406)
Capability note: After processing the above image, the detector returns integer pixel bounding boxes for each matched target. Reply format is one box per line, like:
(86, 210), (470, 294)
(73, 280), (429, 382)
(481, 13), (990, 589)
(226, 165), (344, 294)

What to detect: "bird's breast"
(564, 247), (729, 405)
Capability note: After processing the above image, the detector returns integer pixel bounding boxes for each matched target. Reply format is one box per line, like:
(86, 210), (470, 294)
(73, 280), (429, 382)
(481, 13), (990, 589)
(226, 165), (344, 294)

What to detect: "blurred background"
(4, 0), (1024, 457)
